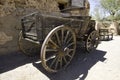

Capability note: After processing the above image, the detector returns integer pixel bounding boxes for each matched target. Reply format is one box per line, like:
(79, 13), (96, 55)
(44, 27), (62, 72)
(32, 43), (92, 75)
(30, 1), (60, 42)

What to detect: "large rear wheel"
(41, 25), (76, 72)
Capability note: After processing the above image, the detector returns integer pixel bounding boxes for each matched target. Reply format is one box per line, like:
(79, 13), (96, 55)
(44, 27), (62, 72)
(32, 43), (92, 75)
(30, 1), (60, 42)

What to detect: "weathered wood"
(99, 29), (113, 40)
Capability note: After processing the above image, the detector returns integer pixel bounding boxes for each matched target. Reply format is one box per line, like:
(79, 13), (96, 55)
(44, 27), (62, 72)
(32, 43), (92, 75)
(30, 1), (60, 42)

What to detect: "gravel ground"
(0, 36), (120, 80)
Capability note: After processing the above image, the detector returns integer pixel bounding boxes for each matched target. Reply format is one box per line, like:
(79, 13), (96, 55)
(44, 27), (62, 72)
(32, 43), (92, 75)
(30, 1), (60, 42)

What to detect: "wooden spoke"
(64, 31), (70, 43)
(49, 38), (59, 48)
(66, 36), (73, 45)
(46, 49), (58, 52)
(46, 55), (56, 61)
(61, 28), (64, 44)
(63, 56), (67, 63)
(67, 53), (72, 58)
(65, 49), (73, 58)
(59, 56), (63, 68)
(50, 56), (58, 68)
(54, 57), (60, 70)
(69, 49), (74, 52)
(55, 32), (61, 46)
(67, 42), (74, 48)
(41, 25), (76, 73)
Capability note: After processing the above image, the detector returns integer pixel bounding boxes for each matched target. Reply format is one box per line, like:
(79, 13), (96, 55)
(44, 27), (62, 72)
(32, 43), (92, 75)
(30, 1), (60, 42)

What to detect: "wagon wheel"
(18, 31), (40, 56)
(86, 30), (99, 52)
(41, 25), (76, 72)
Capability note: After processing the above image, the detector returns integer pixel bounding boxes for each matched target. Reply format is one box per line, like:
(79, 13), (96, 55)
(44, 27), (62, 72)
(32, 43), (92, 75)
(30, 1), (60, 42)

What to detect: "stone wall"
(0, 0), (59, 17)
(0, 0), (59, 55)
(0, 15), (20, 55)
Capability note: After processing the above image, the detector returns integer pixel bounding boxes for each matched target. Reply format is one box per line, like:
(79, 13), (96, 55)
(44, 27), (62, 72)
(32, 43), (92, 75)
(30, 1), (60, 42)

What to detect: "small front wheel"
(86, 30), (99, 52)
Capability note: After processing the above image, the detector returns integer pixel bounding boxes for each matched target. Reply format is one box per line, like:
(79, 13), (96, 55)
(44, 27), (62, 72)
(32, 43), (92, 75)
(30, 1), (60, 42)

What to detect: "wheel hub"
(57, 47), (70, 57)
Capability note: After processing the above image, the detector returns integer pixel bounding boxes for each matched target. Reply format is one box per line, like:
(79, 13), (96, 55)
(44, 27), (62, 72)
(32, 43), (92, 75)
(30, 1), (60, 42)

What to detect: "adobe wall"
(0, 0), (59, 55)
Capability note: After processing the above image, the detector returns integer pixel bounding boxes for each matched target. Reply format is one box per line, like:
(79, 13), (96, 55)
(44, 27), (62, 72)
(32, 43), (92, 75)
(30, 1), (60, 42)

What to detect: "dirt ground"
(0, 36), (120, 80)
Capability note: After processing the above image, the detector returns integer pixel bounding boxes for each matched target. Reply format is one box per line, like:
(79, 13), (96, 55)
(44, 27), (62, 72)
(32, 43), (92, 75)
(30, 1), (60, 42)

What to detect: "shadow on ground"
(33, 49), (107, 80)
(0, 51), (39, 73)
(0, 48), (106, 80)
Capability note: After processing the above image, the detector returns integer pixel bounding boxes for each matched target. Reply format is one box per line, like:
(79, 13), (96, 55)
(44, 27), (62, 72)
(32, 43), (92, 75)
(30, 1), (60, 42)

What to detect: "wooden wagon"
(18, 0), (99, 73)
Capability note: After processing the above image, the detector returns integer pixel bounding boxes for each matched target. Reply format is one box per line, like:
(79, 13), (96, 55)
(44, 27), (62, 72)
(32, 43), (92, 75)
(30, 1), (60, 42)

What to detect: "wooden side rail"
(99, 29), (113, 40)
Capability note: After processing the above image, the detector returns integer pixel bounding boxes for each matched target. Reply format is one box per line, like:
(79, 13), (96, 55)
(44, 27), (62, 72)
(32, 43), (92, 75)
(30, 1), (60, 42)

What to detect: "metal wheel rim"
(86, 30), (99, 52)
(41, 25), (76, 72)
